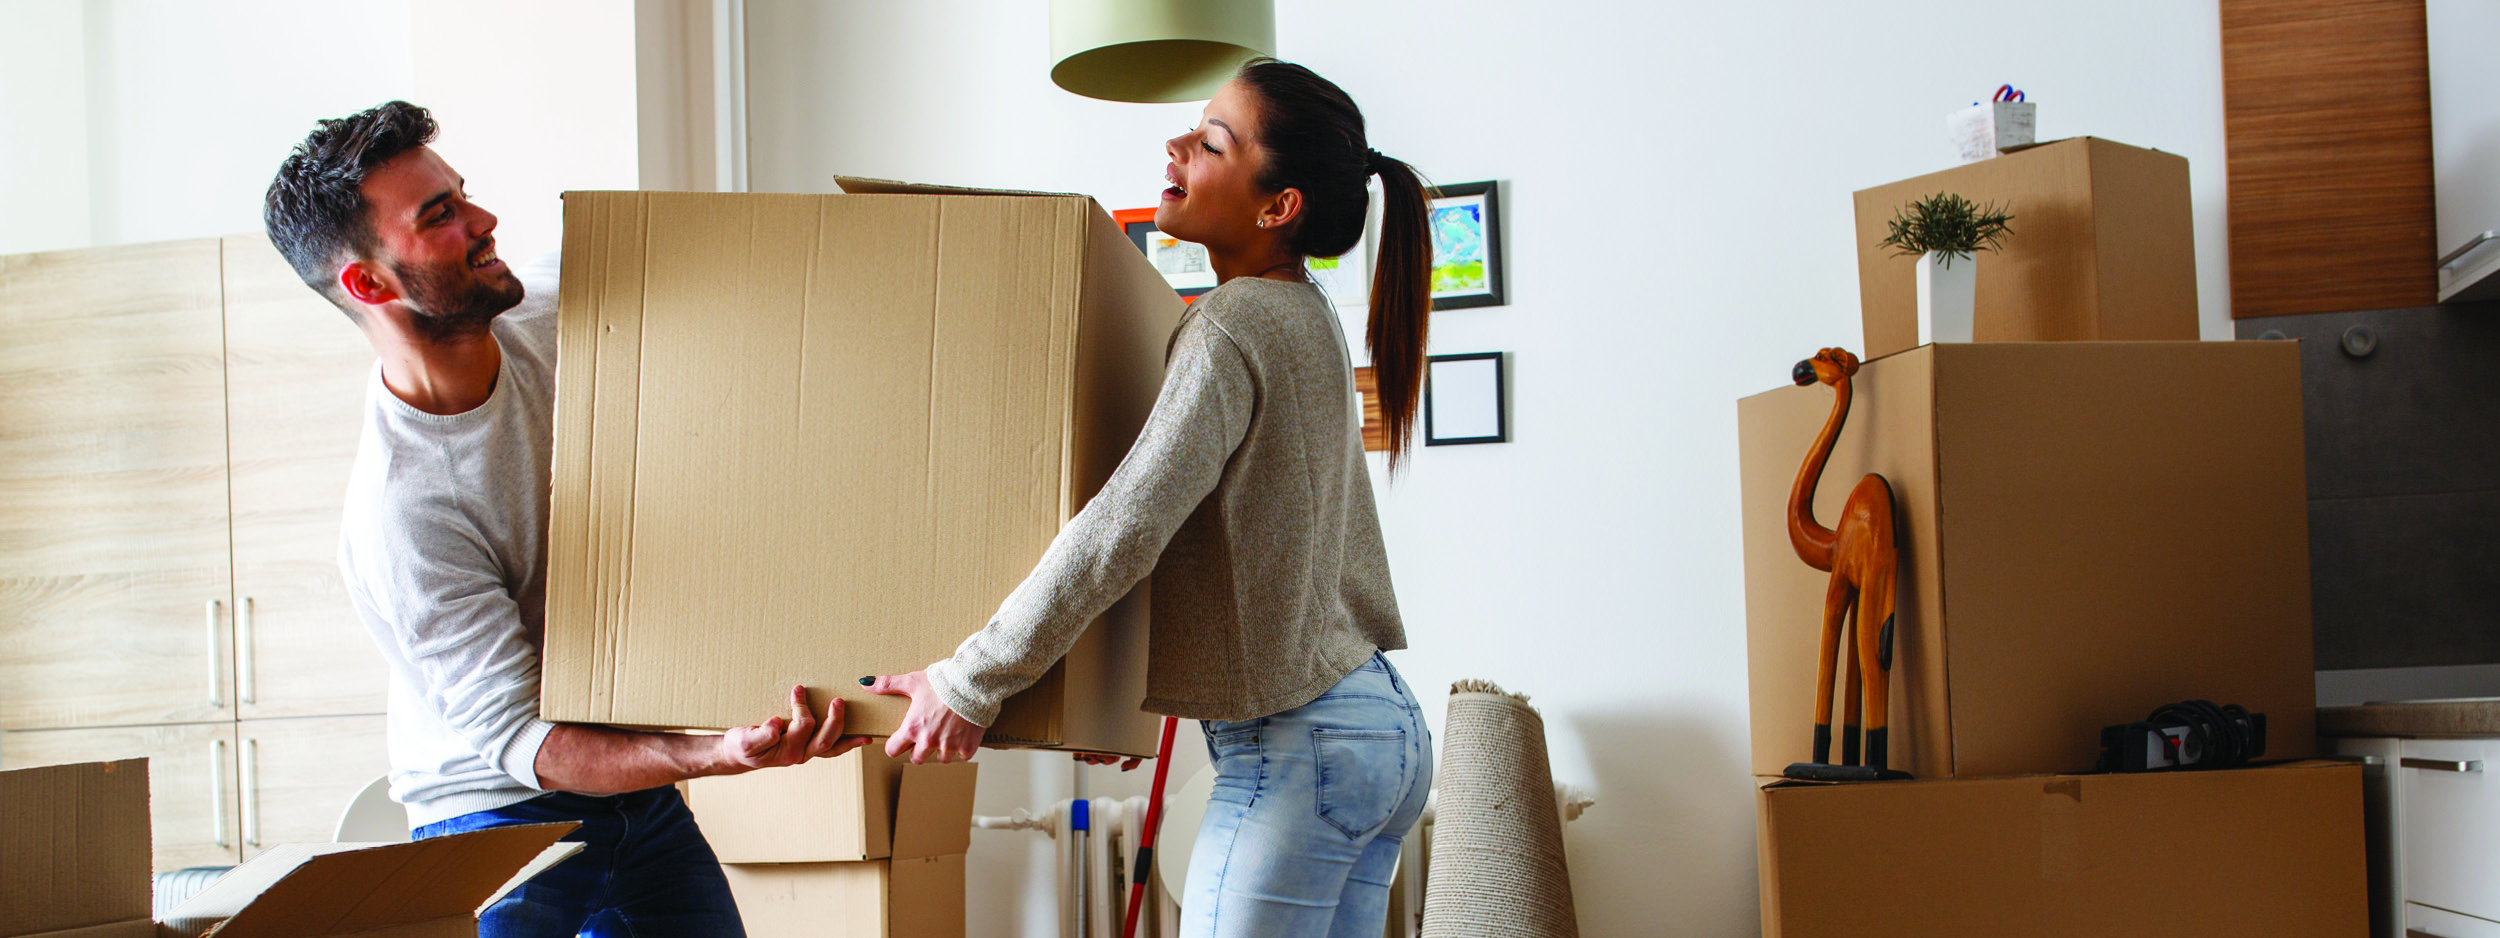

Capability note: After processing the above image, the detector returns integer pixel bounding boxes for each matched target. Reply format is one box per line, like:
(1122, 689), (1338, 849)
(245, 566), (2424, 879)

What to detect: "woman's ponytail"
(1231, 58), (1431, 469)
(1367, 153), (1430, 469)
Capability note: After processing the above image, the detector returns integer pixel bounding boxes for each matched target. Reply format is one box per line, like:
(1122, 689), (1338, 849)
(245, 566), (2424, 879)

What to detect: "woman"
(872, 58), (1435, 938)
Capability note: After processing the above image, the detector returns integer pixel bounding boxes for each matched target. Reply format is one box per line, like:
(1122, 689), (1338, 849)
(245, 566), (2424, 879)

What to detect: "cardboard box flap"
(1, 760), (151, 938)
(832, 176), (1085, 199)
(890, 762), (978, 860)
(161, 822), (576, 938)
(479, 841), (586, 912)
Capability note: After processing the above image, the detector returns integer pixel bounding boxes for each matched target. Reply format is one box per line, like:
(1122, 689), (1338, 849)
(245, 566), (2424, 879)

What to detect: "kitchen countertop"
(2318, 698), (2500, 737)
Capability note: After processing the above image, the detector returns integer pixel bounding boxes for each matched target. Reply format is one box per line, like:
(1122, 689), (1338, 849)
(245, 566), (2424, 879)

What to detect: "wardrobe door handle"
(210, 738), (230, 849)
(205, 599), (225, 709)
(237, 597), (256, 706)
(241, 737), (261, 848)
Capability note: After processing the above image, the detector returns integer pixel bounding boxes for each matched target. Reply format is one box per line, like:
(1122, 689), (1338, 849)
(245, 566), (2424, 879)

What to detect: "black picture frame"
(1423, 352), (1508, 446)
(1124, 218), (1214, 300)
(1426, 180), (1504, 311)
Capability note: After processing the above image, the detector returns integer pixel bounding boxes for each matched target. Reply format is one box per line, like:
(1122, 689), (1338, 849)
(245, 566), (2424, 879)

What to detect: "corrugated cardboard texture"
(544, 190), (1174, 756)
(721, 855), (966, 938)
(1756, 762), (2366, 938)
(687, 748), (905, 862)
(1, 760), (150, 937)
(11, 922), (155, 938)
(1739, 343), (2315, 778)
(159, 823), (573, 938)
(1853, 138), (2198, 358)
(888, 762), (976, 860)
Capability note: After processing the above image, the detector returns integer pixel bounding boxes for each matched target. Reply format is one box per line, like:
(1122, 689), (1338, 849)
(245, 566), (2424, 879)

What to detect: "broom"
(1121, 715), (1180, 938)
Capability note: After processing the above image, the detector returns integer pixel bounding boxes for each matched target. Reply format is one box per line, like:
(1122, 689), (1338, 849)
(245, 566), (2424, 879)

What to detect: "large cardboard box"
(1, 760), (578, 938)
(1737, 342), (2315, 779)
(1754, 761), (2367, 938)
(2, 760), (150, 938)
(686, 749), (975, 863)
(542, 183), (1182, 756)
(1853, 137), (2198, 359)
(722, 855), (966, 938)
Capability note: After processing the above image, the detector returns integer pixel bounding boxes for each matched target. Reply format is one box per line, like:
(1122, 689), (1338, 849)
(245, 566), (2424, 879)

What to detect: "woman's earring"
(1256, 219), (1267, 228)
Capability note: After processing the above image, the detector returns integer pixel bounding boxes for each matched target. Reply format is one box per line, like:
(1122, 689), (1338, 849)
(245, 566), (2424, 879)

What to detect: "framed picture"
(1424, 352), (1508, 446)
(1114, 207), (1214, 300)
(1427, 180), (1504, 310)
(1309, 224), (1370, 310)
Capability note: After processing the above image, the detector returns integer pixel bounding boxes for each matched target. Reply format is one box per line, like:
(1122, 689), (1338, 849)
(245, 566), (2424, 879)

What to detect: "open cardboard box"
(686, 748), (976, 863)
(1737, 342), (2316, 779)
(3, 760), (580, 938)
(1853, 137), (2199, 359)
(1754, 761), (2367, 937)
(706, 758), (977, 938)
(541, 180), (1180, 757)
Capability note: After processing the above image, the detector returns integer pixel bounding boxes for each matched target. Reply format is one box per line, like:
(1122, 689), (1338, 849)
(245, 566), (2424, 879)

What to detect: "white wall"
(0, 0), (637, 266)
(745, 2), (2234, 935)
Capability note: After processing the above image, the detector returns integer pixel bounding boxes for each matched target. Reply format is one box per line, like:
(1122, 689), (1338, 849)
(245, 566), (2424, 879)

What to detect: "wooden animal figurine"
(1787, 348), (1902, 775)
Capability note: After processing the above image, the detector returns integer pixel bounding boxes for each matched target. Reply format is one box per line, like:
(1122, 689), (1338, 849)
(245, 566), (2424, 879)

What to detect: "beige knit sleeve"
(925, 313), (1255, 726)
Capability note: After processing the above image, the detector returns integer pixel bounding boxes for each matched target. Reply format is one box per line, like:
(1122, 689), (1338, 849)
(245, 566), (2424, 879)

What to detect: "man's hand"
(718, 684), (869, 774)
(869, 670), (985, 764)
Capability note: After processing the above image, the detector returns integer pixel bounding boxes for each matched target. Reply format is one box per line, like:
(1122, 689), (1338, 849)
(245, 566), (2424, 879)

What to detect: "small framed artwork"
(1424, 352), (1508, 446)
(1114, 207), (1216, 301)
(1308, 226), (1370, 310)
(1427, 180), (1504, 310)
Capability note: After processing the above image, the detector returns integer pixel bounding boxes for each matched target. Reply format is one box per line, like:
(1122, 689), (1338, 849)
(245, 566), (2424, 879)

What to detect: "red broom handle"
(1121, 715), (1181, 938)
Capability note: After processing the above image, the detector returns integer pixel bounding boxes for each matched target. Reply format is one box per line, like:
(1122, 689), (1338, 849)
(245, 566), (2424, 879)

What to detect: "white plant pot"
(1917, 252), (1977, 345)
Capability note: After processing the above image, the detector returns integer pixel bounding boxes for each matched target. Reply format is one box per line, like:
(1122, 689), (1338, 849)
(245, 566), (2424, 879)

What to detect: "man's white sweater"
(337, 255), (563, 828)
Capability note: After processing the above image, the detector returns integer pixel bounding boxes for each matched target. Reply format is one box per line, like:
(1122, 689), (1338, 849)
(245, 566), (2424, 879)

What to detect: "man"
(263, 100), (859, 936)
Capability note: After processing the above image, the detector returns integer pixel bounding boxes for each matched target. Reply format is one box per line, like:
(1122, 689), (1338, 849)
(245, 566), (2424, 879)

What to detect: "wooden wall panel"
(2221, 0), (2436, 318)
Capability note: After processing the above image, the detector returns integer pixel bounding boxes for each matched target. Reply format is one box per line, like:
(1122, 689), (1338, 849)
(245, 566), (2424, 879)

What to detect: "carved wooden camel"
(1788, 348), (1901, 774)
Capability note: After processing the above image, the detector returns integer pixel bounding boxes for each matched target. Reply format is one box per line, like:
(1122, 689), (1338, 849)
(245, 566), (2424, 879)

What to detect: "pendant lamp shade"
(1050, 0), (1275, 103)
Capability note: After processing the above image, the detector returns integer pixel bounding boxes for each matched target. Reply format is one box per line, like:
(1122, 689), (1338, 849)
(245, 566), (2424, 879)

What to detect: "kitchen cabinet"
(2429, 0), (2500, 302)
(0, 239), (236, 730)
(0, 236), (391, 873)
(220, 235), (388, 720)
(0, 235), (385, 731)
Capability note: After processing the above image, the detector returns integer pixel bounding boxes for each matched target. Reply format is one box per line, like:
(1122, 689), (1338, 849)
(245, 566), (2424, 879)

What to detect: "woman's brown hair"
(1233, 59), (1431, 468)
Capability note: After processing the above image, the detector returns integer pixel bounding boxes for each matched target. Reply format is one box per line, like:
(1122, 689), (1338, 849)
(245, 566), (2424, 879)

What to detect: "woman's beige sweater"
(925, 275), (1407, 725)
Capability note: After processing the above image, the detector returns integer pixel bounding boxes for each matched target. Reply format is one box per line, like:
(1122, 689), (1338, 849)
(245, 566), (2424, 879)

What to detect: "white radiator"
(976, 796), (1176, 938)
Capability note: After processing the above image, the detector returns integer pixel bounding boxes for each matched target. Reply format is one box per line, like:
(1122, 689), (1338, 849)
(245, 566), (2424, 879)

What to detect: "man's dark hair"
(263, 100), (438, 308)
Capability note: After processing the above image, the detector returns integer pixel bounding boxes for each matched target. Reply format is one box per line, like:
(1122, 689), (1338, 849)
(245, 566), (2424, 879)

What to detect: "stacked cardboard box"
(1850, 137), (2200, 358)
(687, 749), (977, 938)
(1737, 143), (2366, 936)
(0, 760), (578, 938)
(540, 182), (1182, 757)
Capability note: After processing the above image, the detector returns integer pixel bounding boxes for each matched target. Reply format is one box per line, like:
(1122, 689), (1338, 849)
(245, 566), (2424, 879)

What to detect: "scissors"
(1993, 84), (2026, 103)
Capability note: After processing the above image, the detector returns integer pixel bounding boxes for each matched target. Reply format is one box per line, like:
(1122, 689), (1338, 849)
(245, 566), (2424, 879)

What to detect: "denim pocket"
(1311, 728), (1407, 840)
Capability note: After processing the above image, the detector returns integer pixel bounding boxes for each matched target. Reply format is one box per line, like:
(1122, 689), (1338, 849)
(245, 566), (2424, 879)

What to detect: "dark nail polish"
(858, 676), (874, 686)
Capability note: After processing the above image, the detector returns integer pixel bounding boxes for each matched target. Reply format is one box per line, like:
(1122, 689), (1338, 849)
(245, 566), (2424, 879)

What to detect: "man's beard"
(394, 249), (524, 345)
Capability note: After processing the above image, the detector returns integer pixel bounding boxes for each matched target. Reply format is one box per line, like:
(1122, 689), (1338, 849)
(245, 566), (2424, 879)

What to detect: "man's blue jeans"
(414, 786), (745, 937)
(1181, 653), (1435, 938)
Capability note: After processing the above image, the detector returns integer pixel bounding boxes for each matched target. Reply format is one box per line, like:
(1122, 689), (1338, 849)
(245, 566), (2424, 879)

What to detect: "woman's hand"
(868, 670), (986, 764)
(1073, 752), (1145, 771)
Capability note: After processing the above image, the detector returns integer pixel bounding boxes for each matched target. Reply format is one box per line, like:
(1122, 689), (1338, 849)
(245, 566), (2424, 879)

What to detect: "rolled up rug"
(1421, 679), (1578, 938)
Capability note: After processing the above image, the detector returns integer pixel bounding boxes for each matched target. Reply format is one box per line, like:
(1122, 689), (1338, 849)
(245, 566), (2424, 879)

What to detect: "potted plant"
(1877, 192), (2013, 345)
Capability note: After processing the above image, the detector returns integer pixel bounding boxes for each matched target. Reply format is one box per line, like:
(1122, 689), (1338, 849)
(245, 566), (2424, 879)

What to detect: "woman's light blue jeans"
(1181, 652), (1434, 938)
